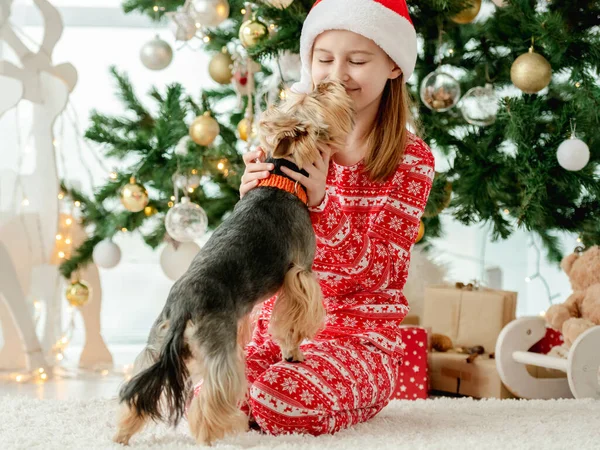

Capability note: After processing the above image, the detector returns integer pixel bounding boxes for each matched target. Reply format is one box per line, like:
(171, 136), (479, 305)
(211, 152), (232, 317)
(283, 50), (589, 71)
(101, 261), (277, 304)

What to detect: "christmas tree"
(61, 0), (599, 278)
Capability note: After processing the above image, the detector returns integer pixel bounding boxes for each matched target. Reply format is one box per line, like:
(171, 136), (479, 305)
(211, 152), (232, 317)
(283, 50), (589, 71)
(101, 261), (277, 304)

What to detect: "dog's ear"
(271, 121), (320, 170)
(260, 116), (308, 156)
(272, 135), (294, 158)
(270, 120), (308, 156)
(284, 134), (319, 170)
(259, 112), (319, 169)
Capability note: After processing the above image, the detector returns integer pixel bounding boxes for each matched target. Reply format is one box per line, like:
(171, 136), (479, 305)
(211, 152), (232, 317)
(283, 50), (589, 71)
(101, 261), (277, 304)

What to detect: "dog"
(113, 79), (354, 446)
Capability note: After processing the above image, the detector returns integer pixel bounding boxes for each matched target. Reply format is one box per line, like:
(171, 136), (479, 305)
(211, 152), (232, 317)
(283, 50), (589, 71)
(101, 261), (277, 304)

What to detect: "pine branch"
(109, 66), (152, 121)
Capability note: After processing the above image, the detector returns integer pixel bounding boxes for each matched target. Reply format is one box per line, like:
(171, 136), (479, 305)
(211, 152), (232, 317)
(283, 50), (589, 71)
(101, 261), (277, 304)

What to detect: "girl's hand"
(240, 147), (274, 199)
(281, 145), (331, 207)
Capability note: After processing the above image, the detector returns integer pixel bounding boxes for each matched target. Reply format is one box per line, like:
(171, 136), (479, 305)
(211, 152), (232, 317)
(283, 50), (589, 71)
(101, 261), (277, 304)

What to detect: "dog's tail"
(118, 315), (190, 425)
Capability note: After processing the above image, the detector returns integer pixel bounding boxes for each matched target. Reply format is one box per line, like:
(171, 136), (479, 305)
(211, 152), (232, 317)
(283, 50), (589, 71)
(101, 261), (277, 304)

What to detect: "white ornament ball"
(492, 0), (508, 6)
(175, 135), (191, 156)
(192, 0), (230, 27)
(160, 241), (200, 281)
(165, 197), (208, 243)
(556, 138), (590, 171)
(92, 239), (122, 269)
(140, 36), (173, 71)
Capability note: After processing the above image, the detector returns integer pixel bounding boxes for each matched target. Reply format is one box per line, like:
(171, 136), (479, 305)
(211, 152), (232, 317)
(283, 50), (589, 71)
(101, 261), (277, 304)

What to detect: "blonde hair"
(363, 74), (420, 182)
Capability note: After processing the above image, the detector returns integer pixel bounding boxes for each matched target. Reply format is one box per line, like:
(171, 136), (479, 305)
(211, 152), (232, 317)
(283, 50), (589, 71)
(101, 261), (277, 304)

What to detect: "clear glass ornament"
(420, 69), (461, 112)
(459, 83), (499, 126)
(165, 197), (208, 242)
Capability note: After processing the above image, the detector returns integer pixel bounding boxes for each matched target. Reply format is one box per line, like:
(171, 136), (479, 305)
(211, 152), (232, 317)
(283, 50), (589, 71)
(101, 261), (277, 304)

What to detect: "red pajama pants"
(190, 309), (402, 436)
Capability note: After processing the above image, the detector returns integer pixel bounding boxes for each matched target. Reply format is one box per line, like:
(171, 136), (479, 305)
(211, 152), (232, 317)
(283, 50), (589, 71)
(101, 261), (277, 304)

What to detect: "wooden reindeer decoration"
(0, 0), (112, 372)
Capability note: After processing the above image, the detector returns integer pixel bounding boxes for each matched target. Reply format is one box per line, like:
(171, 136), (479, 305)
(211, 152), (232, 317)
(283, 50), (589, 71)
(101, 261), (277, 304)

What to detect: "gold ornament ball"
(189, 111), (220, 146)
(239, 19), (268, 49)
(120, 177), (149, 213)
(209, 51), (233, 85)
(451, 0), (481, 24)
(66, 280), (91, 307)
(416, 220), (425, 243)
(237, 118), (257, 142)
(510, 48), (552, 94)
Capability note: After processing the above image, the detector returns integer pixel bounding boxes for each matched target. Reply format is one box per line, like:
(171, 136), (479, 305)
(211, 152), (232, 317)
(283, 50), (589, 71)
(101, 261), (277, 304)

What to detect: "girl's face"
(311, 30), (401, 115)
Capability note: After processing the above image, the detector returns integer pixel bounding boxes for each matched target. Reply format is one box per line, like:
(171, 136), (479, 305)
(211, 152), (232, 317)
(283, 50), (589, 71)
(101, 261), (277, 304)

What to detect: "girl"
(201, 0), (434, 437)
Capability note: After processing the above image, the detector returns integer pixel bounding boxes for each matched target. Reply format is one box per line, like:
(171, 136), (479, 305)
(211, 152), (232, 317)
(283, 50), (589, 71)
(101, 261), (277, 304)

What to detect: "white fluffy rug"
(1, 396), (598, 449)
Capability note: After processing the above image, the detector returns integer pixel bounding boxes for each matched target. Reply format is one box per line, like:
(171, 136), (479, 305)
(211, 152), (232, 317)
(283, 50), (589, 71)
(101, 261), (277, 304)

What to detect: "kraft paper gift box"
(401, 315), (420, 326)
(391, 326), (429, 400)
(422, 284), (518, 398)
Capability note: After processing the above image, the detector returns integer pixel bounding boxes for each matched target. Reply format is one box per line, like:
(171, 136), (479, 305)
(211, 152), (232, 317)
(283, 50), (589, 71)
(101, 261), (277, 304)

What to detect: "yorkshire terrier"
(113, 79), (354, 446)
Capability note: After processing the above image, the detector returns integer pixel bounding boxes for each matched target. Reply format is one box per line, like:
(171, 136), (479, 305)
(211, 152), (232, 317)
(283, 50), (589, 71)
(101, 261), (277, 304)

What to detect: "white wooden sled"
(496, 316), (600, 399)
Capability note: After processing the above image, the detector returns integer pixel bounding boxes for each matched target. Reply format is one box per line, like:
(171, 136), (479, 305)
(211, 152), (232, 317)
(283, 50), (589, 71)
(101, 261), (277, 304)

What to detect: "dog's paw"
(283, 348), (305, 363)
(112, 432), (131, 446)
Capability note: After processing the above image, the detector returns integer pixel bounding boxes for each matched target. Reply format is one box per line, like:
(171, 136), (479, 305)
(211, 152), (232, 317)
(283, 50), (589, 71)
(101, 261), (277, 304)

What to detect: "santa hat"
(291, 0), (417, 94)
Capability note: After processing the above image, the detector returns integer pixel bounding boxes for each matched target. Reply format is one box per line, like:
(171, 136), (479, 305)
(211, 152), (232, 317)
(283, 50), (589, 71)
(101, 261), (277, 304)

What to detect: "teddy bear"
(545, 245), (600, 347)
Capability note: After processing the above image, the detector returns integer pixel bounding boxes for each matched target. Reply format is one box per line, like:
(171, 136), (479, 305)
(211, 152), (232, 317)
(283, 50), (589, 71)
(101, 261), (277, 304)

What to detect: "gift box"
(401, 315), (420, 326)
(391, 326), (429, 400)
(423, 284), (518, 398)
(427, 352), (514, 398)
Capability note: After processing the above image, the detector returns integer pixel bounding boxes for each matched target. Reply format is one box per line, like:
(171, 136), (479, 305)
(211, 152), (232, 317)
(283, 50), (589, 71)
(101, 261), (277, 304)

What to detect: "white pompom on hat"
(291, 0), (417, 94)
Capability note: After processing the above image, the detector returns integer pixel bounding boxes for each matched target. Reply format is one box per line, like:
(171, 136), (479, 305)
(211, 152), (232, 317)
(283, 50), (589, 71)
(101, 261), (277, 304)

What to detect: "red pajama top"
(256, 132), (434, 359)
(307, 132), (434, 355)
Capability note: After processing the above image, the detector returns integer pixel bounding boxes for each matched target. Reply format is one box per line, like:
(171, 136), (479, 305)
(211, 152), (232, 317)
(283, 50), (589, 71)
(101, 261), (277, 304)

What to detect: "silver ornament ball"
(140, 36), (173, 70)
(165, 196), (208, 243)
